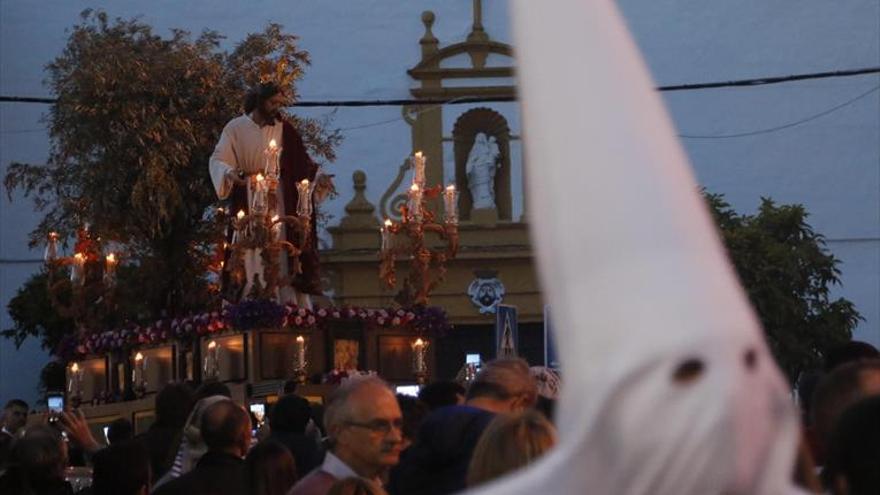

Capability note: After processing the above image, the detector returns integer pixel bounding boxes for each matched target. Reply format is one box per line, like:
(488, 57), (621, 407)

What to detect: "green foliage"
(705, 193), (860, 381)
(2, 270), (73, 352)
(4, 11), (340, 350)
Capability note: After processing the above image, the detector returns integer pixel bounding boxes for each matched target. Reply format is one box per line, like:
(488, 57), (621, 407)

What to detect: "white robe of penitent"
(466, 1), (806, 494)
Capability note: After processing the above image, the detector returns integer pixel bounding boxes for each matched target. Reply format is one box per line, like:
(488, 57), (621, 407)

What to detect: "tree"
(705, 193), (861, 382)
(3, 11), (341, 354)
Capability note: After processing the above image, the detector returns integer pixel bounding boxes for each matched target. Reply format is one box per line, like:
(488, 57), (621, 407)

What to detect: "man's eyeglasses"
(344, 418), (404, 434)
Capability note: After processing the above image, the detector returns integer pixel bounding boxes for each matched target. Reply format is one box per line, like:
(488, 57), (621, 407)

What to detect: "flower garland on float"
(59, 301), (451, 360)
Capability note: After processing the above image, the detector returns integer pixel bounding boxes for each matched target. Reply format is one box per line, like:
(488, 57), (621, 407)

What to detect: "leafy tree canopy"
(3, 10), (340, 352)
(705, 193), (860, 382)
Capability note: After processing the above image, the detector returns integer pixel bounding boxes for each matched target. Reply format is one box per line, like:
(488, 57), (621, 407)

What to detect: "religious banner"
(495, 304), (518, 358)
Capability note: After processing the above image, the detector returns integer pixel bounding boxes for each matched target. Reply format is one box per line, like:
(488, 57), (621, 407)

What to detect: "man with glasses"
(289, 377), (403, 495)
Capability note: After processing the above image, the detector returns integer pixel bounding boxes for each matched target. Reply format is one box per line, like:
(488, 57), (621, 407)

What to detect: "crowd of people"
(0, 345), (877, 495)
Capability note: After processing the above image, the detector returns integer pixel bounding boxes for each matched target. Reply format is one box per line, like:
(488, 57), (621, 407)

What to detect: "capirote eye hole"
(743, 348), (758, 371)
(672, 358), (705, 384)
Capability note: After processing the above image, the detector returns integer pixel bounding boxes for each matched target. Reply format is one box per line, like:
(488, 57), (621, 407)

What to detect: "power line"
(679, 84), (880, 139)
(1, 66), (877, 106)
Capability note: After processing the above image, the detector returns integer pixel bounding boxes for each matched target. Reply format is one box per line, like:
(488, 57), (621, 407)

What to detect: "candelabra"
(43, 226), (119, 330)
(224, 139), (317, 302)
(380, 152), (459, 306)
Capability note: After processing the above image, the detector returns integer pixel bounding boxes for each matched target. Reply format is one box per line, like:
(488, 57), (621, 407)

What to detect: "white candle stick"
(70, 253), (86, 286)
(413, 152), (426, 188)
(44, 232), (59, 262)
(381, 219), (393, 253)
(252, 174), (268, 214)
(296, 179), (313, 217)
(133, 352), (145, 389)
(104, 253), (118, 287)
(265, 139), (281, 178)
(408, 184), (423, 222)
(295, 335), (306, 370)
(444, 184), (459, 224)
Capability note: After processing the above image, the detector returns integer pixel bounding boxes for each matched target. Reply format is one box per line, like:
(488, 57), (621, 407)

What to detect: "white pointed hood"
(467, 1), (801, 493)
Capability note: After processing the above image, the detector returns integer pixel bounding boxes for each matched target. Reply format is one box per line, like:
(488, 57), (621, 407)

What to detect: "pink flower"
(298, 308), (307, 317)
(332, 311), (341, 318)
(307, 315), (316, 325)
(317, 308), (327, 317)
(406, 312), (415, 320)
(392, 317), (401, 326)
(377, 317), (386, 325)
(294, 316), (303, 326)
(396, 309), (405, 317)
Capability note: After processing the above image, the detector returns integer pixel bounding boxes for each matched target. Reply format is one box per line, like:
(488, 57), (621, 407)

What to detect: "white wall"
(2, 0), (877, 404)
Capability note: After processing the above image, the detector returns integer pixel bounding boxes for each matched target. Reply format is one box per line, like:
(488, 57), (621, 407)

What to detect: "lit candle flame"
(105, 253), (116, 263)
(271, 215), (280, 222)
(410, 184), (420, 192)
(446, 184), (456, 192)
(415, 151), (423, 159)
(414, 338), (424, 347)
(74, 253), (85, 261)
(300, 179), (310, 186)
(236, 210), (246, 220)
(384, 219), (393, 228)
(49, 231), (59, 240)
(269, 138), (278, 149)
(208, 340), (217, 350)
(296, 335), (305, 344)
(256, 173), (265, 182)
(135, 352), (144, 362)
(71, 362), (79, 372)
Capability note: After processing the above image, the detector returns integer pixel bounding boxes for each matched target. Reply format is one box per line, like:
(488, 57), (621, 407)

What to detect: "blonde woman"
(466, 410), (557, 487)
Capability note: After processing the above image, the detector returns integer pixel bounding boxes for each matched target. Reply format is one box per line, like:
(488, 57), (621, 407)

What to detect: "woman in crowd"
(466, 409), (557, 488)
(244, 439), (298, 495)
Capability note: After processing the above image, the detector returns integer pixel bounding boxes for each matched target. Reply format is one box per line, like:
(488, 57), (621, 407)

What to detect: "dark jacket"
(136, 424), (182, 482)
(152, 451), (245, 495)
(387, 405), (495, 495)
(268, 430), (324, 477)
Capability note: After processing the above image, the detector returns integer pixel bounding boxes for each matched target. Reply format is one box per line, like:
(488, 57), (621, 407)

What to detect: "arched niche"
(453, 108), (512, 221)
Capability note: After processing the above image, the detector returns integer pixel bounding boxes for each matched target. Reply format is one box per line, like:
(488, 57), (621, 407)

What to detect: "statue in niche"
(465, 132), (501, 209)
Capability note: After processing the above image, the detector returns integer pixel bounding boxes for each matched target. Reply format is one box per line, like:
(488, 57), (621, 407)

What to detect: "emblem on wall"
(468, 270), (506, 314)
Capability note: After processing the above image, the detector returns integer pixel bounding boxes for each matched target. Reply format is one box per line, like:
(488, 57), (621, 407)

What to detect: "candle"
(252, 174), (268, 214)
(412, 152), (426, 187)
(236, 210), (246, 220)
(133, 352), (145, 388)
(408, 184), (423, 222)
(204, 340), (219, 379)
(443, 184), (459, 224)
(70, 253), (86, 285)
(44, 232), (59, 262)
(381, 219), (393, 253)
(296, 179), (313, 217)
(104, 253), (118, 287)
(295, 335), (306, 370)
(69, 362), (82, 397)
(265, 138), (281, 177)
(412, 338), (428, 373)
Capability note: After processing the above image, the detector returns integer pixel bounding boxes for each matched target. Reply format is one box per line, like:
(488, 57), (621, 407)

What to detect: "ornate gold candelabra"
(224, 139), (316, 301)
(43, 226), (119, 330)
(380, 152), (459, 306)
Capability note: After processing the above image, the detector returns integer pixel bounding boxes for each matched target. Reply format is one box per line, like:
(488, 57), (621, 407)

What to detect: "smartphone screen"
(249, 403), (266, 423)
(103, 426), (110, 443)
(48, 395), (64, 413)
(395, 385), (420, 397)
(466, 353), (481, 365)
